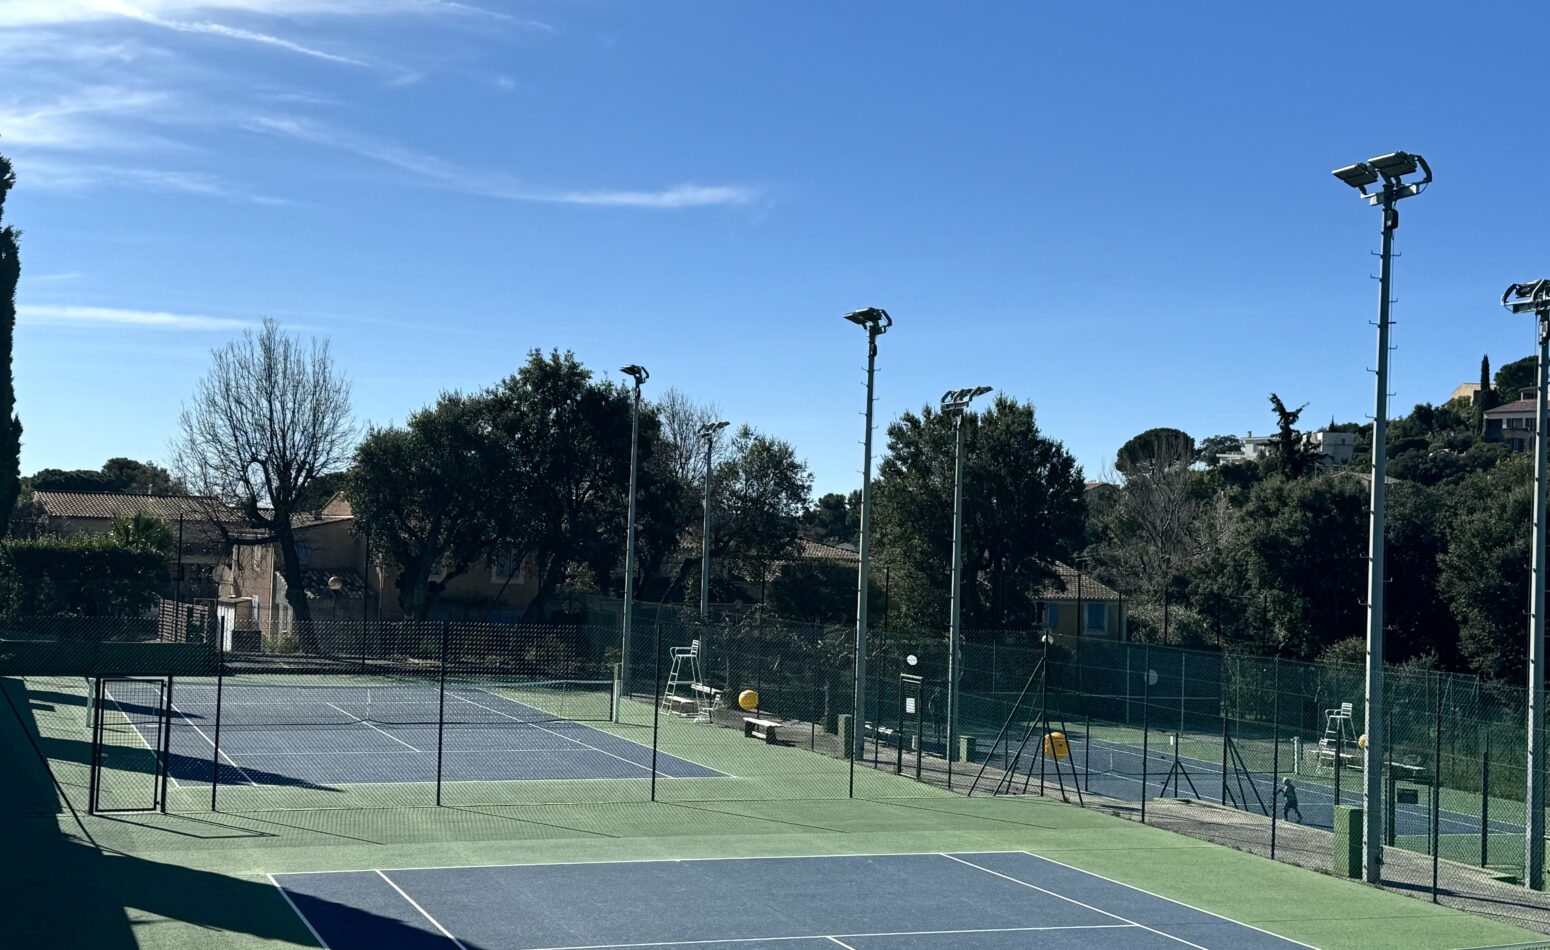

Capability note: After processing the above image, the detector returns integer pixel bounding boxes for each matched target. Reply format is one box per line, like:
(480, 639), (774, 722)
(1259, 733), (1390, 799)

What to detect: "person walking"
(1281, 777), (1303, 823)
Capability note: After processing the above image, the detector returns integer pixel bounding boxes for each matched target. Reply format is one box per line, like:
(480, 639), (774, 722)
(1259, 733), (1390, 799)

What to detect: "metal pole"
(174, 513), (184, 613)
(1141, 646), (1151, 823)
(1481, 731), (1490, 869)
(158, 677), (175, 814)
(435, 621), (450, 805)
(210, 618), (225, 811)
(1362, 186), (1398, 884)
(852, 321), (883, 762)
(650, 609), (664, 802)
(1433, 674), (1442, 901)
(1271, 658), (1281, 860)
(700, 432), (714, 622)
(946, 411), (968, 787)
(621, 378), (642, 720)
(1528, 313), (1550, 889)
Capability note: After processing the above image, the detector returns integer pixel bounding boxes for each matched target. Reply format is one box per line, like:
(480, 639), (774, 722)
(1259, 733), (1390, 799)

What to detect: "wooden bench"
(690, 683), (721, 705)
(743, 717), (780, 743)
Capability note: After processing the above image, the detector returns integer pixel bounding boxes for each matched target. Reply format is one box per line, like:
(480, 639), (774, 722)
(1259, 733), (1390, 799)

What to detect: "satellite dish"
(327, 575), (344, 591)
(905, 654), (918, 667)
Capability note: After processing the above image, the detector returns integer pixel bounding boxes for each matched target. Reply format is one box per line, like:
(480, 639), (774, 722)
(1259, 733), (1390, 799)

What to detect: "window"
(295, 541), (311, 567)
(1045, 603), (1060, 629)
(1085, 602), (1107, 633)
(489, 550), (525, 584)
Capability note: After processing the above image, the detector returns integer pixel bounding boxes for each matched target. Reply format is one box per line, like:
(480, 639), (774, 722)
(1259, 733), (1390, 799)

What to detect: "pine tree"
(0, 152), (20, 538)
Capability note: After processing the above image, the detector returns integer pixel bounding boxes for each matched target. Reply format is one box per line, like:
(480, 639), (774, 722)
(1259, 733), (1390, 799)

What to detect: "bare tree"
(653, 386), (721, 487)
(174, 320), (355, 645)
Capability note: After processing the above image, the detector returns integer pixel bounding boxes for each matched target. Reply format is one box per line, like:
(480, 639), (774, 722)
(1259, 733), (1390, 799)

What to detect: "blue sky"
(4, 1), (1548, 495)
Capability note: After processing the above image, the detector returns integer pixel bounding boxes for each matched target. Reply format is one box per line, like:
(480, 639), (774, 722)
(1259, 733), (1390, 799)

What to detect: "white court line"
(940, 853), (1211, 950)
(270, 849), (1029, 877)
(327, 703), (423, 752)
(449, 691), (660, 775)
(101, 682), (187, 791)
(1008, 851), (1320, 949)
(438, 923), (1138, 950)
(166, 702), (261, 786)
(376, 869), (468, 949)
(265, 873), (335, 950)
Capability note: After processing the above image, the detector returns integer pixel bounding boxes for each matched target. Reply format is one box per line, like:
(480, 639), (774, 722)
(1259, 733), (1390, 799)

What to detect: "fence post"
(1271, 657), (1280, 860)
(650, 612), (664, 803)
(158, 677), (175, 814)
(435, 621), (449, 807)
(1481, 730), (1490, 869)
(1432, 675), (1442, 902)
(1141, 645), (1151, 823)
(210, 617), (226, 812)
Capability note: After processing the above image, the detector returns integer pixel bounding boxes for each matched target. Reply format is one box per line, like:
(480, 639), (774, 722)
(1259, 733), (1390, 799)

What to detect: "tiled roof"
(1037, 562), (1121, 602)
(792, 539), (860, 562)
(32, 490), (244, 522)
(1485, 399), (1537, 416)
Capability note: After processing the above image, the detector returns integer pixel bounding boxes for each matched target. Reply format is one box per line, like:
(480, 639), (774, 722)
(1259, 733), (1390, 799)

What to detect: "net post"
(1220, 705), (1229, 806)
(435, 620), (449, 807)
(1141, 645), (1151, 823)
(210, 617), (226, 812)
(1083, 713), (1091, 793)
(88, 675), (104, 815)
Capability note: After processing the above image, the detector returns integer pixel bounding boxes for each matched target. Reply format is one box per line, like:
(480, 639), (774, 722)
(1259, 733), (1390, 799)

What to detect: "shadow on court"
(2, 677), (446, 948)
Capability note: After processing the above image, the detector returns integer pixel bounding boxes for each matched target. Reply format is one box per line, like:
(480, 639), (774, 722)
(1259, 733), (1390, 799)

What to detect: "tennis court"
(959, 728), (1520, 841)
(96, 676), (722, 789)
(271, 851), (1314, 949)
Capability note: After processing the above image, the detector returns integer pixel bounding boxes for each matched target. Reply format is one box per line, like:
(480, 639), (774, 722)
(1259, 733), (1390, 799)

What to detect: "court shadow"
(28, 729), (345, 793)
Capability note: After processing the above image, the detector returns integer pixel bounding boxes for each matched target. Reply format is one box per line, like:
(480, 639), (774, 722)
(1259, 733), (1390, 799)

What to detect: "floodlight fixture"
(620, 364), (649, 386)
(698, 420), (730, 440)
(843, 307), (893, 332)
(1333, 162), (1380, 193)
(1368, 151), (1419, 180)
(1503, 280), (1550, 317)
(940, 386), (993, 414)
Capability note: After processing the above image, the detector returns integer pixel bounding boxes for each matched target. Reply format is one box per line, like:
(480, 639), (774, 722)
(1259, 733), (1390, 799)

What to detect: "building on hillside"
(217, 494), (542, 638)
(1483, 388), (1538, 452)
(1214, 430), (1354, 469)
(29, 490), (242, 601)
(1038, 563), (1126, 640)
(1450, 382), (1483, 403)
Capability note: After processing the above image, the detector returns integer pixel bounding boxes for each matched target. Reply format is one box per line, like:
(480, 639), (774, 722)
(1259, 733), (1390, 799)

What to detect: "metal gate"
(89, 676), (171, 814)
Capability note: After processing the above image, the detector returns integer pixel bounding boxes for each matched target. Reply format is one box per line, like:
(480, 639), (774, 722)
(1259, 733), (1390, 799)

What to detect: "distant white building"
(1216, 430), (1355, 469)
(1483, 388), (1538, 452)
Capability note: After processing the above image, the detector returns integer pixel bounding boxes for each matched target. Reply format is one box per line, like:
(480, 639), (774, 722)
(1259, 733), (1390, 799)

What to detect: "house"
(1215, 430), (1354, 469)
(1037, 563), (1126, 640)
(1450, 382), (1483, 403)
(1483, 388), (1538, 451)
(29, 490), (242, 601)
(218, 495), (542, 638)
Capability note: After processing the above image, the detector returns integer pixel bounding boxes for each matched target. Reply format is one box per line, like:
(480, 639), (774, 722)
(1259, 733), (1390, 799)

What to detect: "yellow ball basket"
(1043, 731), (1070, 761)
(738, 689), (760, 711)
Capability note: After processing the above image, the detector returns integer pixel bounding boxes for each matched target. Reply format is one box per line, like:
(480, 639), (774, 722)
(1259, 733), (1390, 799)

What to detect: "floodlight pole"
(847, 308), (891, 764)
(1360, 185), (1397, 885)
(1335, 152), (1429, 886)
(1505, 283), (1550, 889)
(620, 365), (648, 720)
(699, 422), (727, 621)
(1534, 307), (1550, 891)
(942, 386), (990, 777)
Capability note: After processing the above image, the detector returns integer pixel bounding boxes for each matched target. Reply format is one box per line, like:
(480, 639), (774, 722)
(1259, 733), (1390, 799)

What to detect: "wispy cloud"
(128, 15), (368, 67)
(18, 304), (254, 331)
(248, 115), (760, 209)
(20, 157), (289, 204)
(0, 86), (173, 150)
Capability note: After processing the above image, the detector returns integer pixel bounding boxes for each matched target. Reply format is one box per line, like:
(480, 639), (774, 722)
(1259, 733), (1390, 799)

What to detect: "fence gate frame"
(88, 675), (173, 815)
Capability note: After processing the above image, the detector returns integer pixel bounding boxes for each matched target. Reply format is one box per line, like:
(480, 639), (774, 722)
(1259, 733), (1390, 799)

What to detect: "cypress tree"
(0, 152), (21, 537)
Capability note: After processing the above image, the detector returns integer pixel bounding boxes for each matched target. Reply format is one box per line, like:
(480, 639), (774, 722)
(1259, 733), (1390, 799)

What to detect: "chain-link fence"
(4, 611), (1549, 931)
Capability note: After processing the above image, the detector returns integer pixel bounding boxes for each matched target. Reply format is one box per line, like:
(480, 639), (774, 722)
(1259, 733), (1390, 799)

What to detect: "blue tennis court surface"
(271, 851), (1314, 949)
(973, 732), (1519, 841)
(111, 681), (723, 787)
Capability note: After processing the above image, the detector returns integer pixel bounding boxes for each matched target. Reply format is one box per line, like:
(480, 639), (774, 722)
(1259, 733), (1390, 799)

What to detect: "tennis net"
(162, 676), (615, 730)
